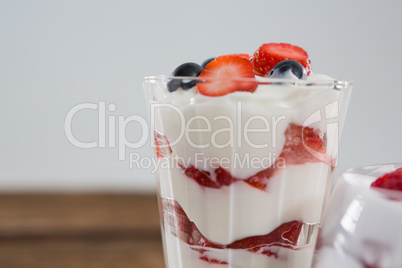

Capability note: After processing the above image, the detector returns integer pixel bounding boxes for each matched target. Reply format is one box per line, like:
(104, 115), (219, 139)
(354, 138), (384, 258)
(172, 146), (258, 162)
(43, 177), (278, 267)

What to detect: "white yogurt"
(152, 74), (346, 178)
(158, 162), (331, 245)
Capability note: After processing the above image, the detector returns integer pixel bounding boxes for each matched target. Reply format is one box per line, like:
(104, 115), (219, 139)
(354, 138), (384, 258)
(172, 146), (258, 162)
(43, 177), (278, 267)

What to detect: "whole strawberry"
(250, 43), (312, 77)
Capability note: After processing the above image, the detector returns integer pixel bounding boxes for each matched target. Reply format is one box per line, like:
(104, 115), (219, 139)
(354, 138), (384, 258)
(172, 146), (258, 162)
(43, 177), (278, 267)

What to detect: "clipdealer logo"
(64, 99), (341, 170)
(64, 101), (148, 160)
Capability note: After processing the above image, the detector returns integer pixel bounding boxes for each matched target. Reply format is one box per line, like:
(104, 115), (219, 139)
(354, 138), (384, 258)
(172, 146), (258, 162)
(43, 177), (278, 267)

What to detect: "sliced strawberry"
(199, 256), (228, 265)
(184, 165), (219, 188)
(184, 165), (235, 189)
(250, 43), (311, 77)
(197, 55), (257, 96)
(215, 167), (235, 187)
(244, 167), (275, 190)
(279, 123), (326, 165)
(154, 137), (163, 158)
(227, 221), (302, 250)
(162, 199), (303, 262)
(154, 131), (172, 158)
(183, 164), (274, 191)
(371, 167), (402, 191)
(363, 263), (379, 268)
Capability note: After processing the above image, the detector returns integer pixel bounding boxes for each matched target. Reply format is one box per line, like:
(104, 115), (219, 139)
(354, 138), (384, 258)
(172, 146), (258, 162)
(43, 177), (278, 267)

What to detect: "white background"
(1, 0), (401, 192)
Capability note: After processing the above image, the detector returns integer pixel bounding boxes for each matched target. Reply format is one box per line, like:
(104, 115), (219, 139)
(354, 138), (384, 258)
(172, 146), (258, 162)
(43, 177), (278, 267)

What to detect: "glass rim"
(342, 163), (402, 175)
(144, 75), (353, 91)
(339, 163), (402, 201)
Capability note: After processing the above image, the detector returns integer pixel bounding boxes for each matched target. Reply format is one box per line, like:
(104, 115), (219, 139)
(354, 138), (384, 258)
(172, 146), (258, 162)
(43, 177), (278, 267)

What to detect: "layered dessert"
(313, 164), (402, 268)
(144, 43), (352, 267)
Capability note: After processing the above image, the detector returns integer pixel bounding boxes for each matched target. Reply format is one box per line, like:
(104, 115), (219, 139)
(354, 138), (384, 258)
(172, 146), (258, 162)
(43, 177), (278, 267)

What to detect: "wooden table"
(0, 194), (165, 268)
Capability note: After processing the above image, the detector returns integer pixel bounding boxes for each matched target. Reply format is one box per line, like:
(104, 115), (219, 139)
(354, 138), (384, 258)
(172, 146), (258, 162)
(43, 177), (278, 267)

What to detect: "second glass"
(144, 76), (352, 268)
(314, 163), (402, 268)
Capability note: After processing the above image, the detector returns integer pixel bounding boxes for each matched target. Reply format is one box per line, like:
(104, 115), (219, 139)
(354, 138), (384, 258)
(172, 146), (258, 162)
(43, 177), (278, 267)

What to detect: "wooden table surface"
(0, 194), (165, 268)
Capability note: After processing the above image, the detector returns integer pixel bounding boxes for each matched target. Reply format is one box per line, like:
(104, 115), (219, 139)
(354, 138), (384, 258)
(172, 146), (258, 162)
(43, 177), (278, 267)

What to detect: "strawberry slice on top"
(196, 55), (257, 96)
(226, 53), (251, 60)
(371, 167), (402, 191)
(250, 43), (311, 77)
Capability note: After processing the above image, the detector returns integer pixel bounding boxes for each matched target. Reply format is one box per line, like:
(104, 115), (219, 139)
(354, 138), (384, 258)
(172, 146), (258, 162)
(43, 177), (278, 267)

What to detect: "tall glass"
(314, 163), (402, 268)
(144, 76), (352, 268)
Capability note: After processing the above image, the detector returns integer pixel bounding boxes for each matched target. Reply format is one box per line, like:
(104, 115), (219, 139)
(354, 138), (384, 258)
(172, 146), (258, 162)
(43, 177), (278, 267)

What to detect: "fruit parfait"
(314, 164), (402, 268)
(143, 43), (352, 268)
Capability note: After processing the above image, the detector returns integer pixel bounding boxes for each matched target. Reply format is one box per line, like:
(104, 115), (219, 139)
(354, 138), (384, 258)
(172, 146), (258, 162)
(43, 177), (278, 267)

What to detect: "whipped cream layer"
(158, 161), (331, 245)
(151, 74), (348, 178)
(315, 164), (402, 268)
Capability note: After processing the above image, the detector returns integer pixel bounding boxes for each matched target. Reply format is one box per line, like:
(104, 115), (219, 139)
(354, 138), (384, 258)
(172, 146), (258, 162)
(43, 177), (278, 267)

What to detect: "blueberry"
(201, 57), (215, 68)
(268, 60), (307, 79)
(167, 62), (203, 92)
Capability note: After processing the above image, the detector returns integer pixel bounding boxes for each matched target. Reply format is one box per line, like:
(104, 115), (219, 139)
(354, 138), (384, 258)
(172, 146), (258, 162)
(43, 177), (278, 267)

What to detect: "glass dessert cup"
(144, 76), (352, 268)
(314, 163), (402, 268)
